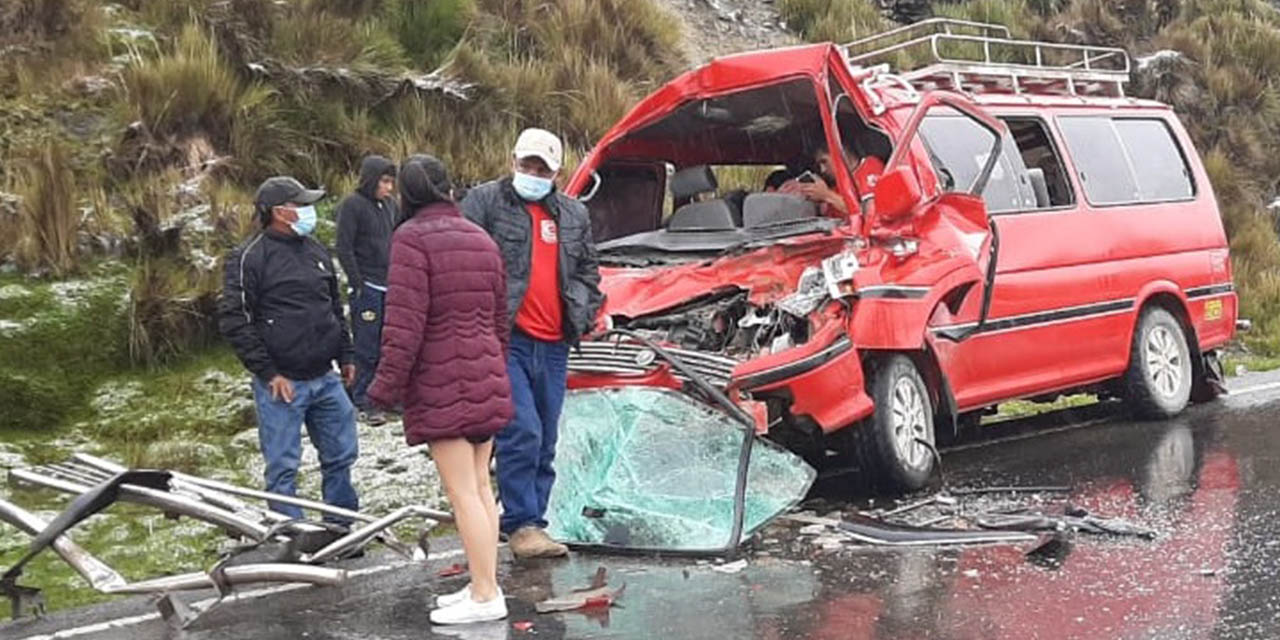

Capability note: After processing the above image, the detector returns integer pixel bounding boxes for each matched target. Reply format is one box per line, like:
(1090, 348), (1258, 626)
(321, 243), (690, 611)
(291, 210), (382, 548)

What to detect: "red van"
(563, 20), (1240, 491)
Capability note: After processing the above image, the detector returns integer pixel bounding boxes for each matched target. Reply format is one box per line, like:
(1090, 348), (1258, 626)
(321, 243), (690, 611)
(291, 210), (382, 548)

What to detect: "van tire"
(856, 355), (936, 491)
(1124, 307), (1193, 419)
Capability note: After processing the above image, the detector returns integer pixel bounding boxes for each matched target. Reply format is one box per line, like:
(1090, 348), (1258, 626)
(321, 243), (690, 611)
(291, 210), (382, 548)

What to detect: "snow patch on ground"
(0, 284), (33, 300)
(90, 380), (146, 415)
(0, 319), (30, 337)
(1136, 49), (1182, 70)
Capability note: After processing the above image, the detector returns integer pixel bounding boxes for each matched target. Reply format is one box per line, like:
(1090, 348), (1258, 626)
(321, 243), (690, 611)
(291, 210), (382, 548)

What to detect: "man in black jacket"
(462, 128), (604, 558)
(335, 155), (398, 426)
(217, 176), (360, 524)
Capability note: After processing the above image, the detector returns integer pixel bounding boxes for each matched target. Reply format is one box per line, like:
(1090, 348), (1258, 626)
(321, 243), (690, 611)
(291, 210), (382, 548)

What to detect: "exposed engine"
(615, 289), (811, 359)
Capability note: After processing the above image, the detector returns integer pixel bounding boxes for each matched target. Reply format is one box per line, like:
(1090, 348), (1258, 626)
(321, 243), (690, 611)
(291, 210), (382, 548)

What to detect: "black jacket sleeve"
(335, 196), (362, 290)
(327, 249), (356, 367)
(217, 238), (277, 381)
(460, 188), (490, 232)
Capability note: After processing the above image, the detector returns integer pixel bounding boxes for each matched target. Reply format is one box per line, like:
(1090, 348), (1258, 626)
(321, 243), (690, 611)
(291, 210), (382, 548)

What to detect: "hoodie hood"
(356, 155), (396, 201)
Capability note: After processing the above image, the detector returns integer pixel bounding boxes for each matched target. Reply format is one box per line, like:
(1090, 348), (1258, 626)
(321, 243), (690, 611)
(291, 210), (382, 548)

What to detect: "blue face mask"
(512, 171), (554, 201)
(290, 205), (317, 236)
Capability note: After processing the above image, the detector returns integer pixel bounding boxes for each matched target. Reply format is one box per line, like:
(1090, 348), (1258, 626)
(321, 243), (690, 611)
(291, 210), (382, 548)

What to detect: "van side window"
(1114, 119), (1195, 201)
(1003, 118), (1074, 208)
(1057, 117), (1139, 205)
(1058, 116), (1195, 205)
(919, 113), (1034, 213)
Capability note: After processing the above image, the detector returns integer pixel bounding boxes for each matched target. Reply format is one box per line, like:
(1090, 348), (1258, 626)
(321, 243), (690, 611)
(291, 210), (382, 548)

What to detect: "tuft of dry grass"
(13, 140), (79, 277)
(127, 256), (219, 367)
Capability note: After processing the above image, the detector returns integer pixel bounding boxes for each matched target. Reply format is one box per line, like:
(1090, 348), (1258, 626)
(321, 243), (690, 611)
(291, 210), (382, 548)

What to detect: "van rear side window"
(1058, 116), (1195, 206)
(1114, 119), (1195, 201)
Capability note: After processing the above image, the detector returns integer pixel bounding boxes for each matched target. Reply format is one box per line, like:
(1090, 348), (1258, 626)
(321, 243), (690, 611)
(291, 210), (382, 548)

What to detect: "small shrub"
(383, 0), (473, 68)
(14, 140), (78, 277)
(0, 372), (65, 432)
(127, 258), (220, 367)
(122, 25), (243, 141)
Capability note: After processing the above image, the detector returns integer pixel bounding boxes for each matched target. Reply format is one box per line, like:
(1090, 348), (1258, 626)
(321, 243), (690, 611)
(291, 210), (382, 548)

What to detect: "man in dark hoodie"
(335, 155), (399, 426)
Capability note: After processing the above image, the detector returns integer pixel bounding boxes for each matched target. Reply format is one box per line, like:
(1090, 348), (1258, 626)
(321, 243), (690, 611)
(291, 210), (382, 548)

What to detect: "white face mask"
(290, 205), (317, 236)
(512, 171), (554, 201)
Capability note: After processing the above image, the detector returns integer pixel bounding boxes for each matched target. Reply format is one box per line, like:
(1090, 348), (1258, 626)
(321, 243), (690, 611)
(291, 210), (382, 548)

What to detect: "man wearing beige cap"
(462, 128), (603, 559)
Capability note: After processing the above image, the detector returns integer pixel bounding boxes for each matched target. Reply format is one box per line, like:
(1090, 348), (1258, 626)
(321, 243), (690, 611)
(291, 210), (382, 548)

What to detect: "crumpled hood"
(599, 236), (849, 319)
(356, 155), (395, 201)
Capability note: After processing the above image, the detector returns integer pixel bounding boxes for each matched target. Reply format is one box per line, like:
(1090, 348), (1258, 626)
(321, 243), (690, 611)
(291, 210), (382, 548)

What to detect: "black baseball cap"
(254, 176), (325, 209)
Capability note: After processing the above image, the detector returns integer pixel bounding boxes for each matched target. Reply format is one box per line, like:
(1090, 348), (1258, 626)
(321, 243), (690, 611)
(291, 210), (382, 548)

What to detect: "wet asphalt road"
(7, 375), (1280, 640)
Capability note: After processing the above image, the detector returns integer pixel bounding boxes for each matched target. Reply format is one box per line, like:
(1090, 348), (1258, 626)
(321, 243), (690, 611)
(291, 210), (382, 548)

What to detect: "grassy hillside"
(0, 0), (686, 446)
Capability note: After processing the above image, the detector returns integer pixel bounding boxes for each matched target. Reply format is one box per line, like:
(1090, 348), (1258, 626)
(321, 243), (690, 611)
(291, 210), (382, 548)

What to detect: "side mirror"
(873, 166), (923, 222)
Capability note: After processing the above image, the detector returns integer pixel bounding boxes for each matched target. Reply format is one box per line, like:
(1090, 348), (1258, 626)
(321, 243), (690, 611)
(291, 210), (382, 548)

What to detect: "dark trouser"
(496, 331), (570, 534)
(250, 372), (360, 526)
(349, 283), (385, 411)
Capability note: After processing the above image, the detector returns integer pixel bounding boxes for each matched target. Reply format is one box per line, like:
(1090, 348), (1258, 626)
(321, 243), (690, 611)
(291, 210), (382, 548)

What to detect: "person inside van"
(780, 144), (885, 217)
(763, 168), (791, 192)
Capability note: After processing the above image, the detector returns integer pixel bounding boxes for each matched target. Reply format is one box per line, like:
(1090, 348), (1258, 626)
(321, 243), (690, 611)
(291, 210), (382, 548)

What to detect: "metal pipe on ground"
(8, 468), (271, 540)
(0, 497), (345, 599)
(73, 453), (454, 524)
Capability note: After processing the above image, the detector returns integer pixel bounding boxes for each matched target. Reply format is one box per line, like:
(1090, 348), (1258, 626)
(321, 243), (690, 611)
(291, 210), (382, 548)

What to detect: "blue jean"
(349, 284), (385, 411)
(496, 331), (569, 534)
(251, 371), (360, 525)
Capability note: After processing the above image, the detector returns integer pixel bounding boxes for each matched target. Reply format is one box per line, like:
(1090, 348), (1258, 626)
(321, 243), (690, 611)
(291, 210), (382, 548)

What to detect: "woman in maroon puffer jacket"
(368, 155), (512, 625)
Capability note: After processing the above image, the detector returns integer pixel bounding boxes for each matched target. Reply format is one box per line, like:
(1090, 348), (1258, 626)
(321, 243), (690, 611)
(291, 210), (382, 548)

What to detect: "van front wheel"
(1124, 307), (1193, 419)
(855, 355), (936, 491)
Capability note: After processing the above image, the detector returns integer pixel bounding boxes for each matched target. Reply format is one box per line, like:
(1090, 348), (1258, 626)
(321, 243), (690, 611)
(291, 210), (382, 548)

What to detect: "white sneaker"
(429, 592), (508, 625)
(436, 583), (471, 608)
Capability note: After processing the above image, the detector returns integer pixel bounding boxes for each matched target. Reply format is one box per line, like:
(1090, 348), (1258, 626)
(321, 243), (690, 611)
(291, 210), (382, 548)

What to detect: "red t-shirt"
(514, 202), (563, 341)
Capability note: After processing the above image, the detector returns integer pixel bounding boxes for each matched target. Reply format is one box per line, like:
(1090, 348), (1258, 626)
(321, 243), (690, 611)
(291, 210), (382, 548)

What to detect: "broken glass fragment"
(547, 387), (816, 553)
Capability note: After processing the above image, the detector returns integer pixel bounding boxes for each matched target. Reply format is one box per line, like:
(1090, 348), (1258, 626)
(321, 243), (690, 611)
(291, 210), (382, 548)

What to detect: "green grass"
(990, 393), (1098, 422)
(1223, 353), (1280, 376)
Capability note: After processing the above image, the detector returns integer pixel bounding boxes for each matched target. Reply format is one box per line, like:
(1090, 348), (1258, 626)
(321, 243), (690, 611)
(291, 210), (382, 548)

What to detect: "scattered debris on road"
(711, 559), (749, 574)
(535, 567), (626, 614)
(437, 564), (467, 578)
(788, 485), (1160, 551)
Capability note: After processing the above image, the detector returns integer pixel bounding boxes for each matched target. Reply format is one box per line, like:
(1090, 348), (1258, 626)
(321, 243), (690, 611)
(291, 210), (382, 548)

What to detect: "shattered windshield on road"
(547, 387), (816, 554)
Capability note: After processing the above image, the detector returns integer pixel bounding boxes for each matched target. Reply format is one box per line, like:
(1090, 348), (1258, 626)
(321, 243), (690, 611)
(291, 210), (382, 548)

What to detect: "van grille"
(569, 340), (738, 388)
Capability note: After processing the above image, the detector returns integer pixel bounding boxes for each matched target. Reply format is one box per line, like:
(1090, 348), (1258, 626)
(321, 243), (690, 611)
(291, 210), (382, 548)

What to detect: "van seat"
(742, 193), (819, 228)
(1027, 168), (1050, 208)
(670, 165), (718, 201)
(667, 200), (738, 231)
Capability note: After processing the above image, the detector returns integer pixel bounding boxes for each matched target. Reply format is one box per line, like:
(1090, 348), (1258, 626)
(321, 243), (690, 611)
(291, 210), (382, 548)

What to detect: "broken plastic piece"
(535, 567), (626, 613)
(546, 387), (815, 553)
(513, 621), (535, 632)
(976, 512), (1156, 540)
(837, 513), (1040, 546)
(437, 564), (467, 578)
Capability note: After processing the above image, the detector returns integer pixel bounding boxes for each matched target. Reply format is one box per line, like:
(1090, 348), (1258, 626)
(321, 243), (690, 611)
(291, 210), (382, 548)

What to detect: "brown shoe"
(508, 526), (569, 559)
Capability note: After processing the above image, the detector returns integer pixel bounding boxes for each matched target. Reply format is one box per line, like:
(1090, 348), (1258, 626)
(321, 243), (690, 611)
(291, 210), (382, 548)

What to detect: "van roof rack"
(842, 18), (1130, 98)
